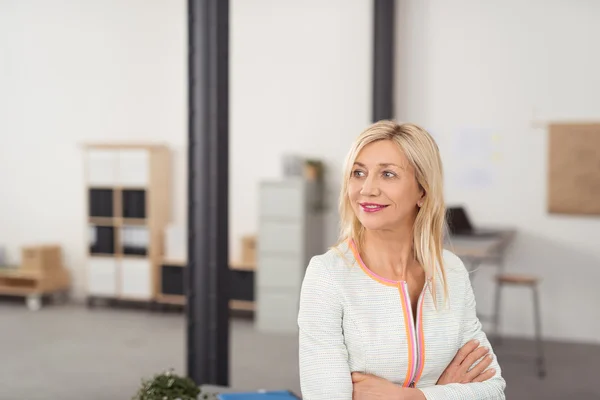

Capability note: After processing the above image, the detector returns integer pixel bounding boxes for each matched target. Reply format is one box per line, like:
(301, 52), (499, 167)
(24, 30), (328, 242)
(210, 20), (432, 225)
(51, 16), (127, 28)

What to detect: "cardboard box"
(240, 235), (256, 265)
(21, 245), (62, 272)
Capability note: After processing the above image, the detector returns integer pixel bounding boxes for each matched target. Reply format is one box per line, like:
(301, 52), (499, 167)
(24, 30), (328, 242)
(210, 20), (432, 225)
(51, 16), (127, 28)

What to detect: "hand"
(437, 339), (496, 385)
(351, 372), (403, 399)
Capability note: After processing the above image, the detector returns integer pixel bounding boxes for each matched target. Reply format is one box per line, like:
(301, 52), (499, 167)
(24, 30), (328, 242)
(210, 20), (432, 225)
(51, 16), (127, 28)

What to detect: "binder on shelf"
(121, 226), (149, 256)
(89, 188), (114, 217)
(89, 225), (115, 254)
(122, 189), (146, 219)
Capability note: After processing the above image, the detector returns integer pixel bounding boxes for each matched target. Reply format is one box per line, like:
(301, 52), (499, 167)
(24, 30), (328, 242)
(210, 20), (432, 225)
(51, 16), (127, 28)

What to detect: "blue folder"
(217, 391), (300, 400)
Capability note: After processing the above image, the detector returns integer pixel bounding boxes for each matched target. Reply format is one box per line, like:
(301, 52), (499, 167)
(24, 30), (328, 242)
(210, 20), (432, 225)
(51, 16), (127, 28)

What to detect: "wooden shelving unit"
(83, 143), (171, 306)
(0, 245), (71, 310)
(229, 299), (255, 312)
(155, 293), (186, 305)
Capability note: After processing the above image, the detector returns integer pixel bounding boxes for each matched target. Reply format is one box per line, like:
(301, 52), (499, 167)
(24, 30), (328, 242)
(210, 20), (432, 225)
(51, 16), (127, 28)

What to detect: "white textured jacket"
(298, 240), (506, 400)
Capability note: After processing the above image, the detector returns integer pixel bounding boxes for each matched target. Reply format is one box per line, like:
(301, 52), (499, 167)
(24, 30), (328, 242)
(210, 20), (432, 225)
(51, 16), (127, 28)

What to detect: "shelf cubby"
(122, 189), (146, 219)
(120, 225), (149, 256)
(89, 188), (114, 218)
(89, 225), (115, 255)
(160, 263), (185, 296)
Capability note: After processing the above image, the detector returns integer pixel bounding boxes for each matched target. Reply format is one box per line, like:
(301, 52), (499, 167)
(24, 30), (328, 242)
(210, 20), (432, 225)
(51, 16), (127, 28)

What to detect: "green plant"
(132, 369), (218, 400)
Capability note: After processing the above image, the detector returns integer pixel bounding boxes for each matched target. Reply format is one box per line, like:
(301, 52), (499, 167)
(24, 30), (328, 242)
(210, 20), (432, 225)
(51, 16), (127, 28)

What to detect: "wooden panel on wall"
(548, 123), (600, 215)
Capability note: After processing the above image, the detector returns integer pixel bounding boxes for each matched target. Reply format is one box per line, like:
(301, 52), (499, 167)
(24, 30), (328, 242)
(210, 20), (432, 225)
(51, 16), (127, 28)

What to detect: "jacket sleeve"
(298, 256), (353, 400)
(418, 262), (506, 400)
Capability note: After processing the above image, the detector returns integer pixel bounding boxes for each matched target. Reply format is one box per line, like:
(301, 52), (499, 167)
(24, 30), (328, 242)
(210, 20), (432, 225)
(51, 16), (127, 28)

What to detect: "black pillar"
(373, 0), (395, 122)
(186, 0), (230, 387)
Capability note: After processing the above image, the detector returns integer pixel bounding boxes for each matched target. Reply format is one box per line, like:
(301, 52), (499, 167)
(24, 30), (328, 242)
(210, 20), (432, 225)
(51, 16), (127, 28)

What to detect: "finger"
(461, 346), (489, 371)
(453, 339), (480, 365)
(351, 372), (367, 383)
(465, 354), (493, 381)
(472, 368), (496, 383)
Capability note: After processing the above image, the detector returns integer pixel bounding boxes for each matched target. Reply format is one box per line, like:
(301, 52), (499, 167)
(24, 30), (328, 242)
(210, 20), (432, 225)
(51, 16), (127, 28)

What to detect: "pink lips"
(360, 203), (388, 213)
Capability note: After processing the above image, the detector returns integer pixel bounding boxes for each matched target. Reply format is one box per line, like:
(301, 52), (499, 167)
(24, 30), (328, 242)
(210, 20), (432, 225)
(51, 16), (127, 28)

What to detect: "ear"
(417, 189), (426, 208)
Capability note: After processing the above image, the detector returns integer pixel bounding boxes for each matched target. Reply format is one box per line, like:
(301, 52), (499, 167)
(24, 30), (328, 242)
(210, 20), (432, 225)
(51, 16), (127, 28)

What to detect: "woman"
(298, 121), (505, 399)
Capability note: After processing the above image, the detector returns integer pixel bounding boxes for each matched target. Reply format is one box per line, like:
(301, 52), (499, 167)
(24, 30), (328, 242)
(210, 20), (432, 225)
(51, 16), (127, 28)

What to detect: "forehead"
(355, 140), (407, 165)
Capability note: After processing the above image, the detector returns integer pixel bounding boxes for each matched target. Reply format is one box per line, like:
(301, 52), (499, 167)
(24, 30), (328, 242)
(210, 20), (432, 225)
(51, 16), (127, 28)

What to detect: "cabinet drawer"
(120, 259), (152, 299)
(256, 255), (302, 289)
(118, 150), (149, 186)
(87, 258), (117, 296)
(259, 220), (302, 255)
(257, 289), (300, 333)
(259, 182), (303, 220)
(87, 150), (118, 186)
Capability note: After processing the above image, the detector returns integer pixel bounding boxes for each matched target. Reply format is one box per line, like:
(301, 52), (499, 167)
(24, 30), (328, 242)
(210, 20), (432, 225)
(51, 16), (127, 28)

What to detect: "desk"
(445, 229), (516, 325)
(445, 229), (516, 274)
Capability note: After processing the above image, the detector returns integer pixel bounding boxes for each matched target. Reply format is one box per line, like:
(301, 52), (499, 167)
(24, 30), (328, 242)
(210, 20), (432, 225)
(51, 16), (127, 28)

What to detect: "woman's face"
(348, 139), (423, 232)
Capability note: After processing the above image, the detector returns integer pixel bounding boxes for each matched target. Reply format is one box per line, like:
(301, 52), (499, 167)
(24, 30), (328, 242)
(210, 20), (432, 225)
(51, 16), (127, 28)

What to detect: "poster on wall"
(548, 123), (600, 215)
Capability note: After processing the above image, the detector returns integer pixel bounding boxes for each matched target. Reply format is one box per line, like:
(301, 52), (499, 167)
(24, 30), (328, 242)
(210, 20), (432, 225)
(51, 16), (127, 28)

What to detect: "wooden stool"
(492, 273), (546, 378)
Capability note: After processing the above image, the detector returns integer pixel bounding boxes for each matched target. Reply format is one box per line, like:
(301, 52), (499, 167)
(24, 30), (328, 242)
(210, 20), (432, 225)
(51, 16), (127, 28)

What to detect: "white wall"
(0, 0), (187, 298)
(0, 0), (373, 298)
(396, 0), (600, 343)
(230, 0), (372, 260)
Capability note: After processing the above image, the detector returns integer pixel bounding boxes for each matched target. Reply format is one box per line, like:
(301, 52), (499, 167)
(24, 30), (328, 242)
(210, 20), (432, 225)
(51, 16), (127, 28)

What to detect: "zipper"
(400, 281), (426, 388)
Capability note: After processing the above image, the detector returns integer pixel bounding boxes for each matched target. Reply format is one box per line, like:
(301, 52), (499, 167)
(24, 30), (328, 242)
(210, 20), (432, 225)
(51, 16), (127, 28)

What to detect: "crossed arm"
(351, 339), (500, 399)
(298, 259), (506, 400)
(416, 268), (506, 399)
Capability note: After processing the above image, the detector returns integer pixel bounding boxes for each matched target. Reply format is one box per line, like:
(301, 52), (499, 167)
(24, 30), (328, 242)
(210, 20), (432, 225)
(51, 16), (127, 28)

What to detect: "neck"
(361, 224), (418, 280)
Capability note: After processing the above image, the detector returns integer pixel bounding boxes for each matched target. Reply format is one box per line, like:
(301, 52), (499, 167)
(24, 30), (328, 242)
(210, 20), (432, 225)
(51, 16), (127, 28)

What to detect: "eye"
(352, 169), (365, 178)
(383, 170), (396, 178)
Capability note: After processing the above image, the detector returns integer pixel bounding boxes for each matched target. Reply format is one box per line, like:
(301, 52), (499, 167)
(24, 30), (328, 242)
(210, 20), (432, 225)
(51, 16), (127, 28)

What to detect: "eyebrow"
(354, 161), (404, 169)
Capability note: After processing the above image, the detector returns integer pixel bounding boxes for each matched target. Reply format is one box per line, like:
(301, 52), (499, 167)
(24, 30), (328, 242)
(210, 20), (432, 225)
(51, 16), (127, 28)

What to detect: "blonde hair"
(337, 120), (448, 305)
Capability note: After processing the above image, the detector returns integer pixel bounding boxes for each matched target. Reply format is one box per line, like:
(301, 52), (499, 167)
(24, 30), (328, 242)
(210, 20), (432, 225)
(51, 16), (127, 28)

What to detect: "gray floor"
(0, 301), (598, 400)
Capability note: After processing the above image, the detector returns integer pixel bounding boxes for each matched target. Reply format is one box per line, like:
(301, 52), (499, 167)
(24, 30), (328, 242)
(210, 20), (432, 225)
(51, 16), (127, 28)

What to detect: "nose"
(360, 175), (380, 196)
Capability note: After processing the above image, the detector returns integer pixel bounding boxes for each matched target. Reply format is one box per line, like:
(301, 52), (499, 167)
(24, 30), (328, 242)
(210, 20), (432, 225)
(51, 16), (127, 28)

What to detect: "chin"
(356, 216), (391, 232)
(362, 224), (392, 232)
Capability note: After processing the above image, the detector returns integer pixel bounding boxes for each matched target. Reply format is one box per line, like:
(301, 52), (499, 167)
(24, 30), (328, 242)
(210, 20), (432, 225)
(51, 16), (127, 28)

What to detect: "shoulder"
(306, 241), (356, 280)
(441, 248), (470, 281)
(299, 243), (356, 308)
(302, 241), (359, 292)
(442, 248), (466, 270)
